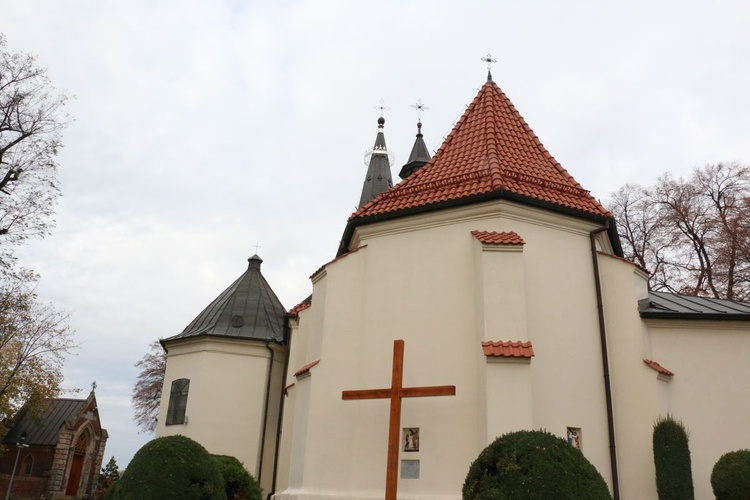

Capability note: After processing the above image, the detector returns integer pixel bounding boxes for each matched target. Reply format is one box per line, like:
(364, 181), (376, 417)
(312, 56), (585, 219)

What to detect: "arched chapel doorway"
(65, 428), (91, 496)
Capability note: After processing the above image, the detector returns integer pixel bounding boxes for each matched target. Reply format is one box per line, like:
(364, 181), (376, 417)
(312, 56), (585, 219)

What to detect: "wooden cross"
(342, 339), (456, 500)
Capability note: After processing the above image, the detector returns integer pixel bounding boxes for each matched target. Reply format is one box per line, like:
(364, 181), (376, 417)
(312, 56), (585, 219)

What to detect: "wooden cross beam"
(342, 339), (456, 500)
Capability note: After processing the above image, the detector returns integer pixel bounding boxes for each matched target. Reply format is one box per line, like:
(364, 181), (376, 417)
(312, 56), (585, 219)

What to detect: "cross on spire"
(373, 99), (390, 117)
(410, 99), (429, 123)
(481, 53), (497, 81)
(253, 242), (261, 254)
(91, 381), (97, 392)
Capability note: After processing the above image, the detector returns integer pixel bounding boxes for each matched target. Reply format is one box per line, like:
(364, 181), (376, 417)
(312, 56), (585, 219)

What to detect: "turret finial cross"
(254, 242), (261, 254)
(481, 53), (498, 81)
(410, 99), (429, 122)
(373, 99), (390, 117)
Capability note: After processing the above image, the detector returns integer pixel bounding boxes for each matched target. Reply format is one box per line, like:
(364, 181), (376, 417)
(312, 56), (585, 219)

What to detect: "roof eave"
(162, 331), (286, 347)
(338, 189), (616, 257)
(640, 312), (750, 321)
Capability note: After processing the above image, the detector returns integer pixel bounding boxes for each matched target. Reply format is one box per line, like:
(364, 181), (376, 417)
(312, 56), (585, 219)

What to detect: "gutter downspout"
(268, 318), (291, 500)
(258, 342), (275, 487)
(590, 224), (620, 500)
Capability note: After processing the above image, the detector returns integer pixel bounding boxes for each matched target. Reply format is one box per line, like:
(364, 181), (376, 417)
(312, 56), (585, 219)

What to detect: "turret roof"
(164, 255), (286, 344)
(398, 121), (432, 180)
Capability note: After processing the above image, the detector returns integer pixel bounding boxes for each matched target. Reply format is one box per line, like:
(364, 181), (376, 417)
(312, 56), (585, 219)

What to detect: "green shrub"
(711, 449), (750, 500)
(212, 455), (262, 500)
(108, 435), (225, 500)
(462, 430), (612, 500)
(652, 415), (694, 500)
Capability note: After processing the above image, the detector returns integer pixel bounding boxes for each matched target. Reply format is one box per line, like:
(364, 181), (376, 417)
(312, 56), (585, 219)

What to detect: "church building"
(157, 68), (750, 500)
(0, 389), (107, 499)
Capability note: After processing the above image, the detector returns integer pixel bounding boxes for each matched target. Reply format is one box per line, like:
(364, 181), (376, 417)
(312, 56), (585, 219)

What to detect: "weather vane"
(481, 53), (497, 81)
(410, 99), (429, 122)
(373, 99), (390, 117)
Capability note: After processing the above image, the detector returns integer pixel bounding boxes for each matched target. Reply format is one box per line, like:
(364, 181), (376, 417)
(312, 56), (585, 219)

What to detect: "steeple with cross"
(399, 99), (432, 180)
(358, 99), (394, 208)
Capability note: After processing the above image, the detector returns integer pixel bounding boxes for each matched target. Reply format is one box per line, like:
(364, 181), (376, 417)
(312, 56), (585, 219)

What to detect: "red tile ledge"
(482, 340), (534, 358)
(294, 359), (320, 378)
(643, 359), (674, 377)
(472, 230), (525, 245)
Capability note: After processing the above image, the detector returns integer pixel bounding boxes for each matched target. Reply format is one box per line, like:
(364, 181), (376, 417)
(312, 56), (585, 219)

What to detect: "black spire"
(399, 121), (431, 179)
(358, 115), (394, 208)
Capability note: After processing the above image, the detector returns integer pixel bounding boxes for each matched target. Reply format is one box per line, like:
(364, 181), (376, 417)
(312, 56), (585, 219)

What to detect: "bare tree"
(609, 162), (750, 302)
(0, 267), (74, 431)
(0, 34), (69, 250)
(132, 341), (166, 433)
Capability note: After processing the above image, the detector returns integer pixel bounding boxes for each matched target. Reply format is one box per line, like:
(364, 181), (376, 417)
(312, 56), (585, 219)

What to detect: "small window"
(166, 378), (190, 425)
(22, 454), (33, 476)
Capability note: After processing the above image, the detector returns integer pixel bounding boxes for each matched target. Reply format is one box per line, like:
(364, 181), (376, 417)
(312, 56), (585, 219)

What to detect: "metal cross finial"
(254, 242), (261, 254)
(481, 53), (497, 81)
(373, 99), (391, 117)
(410, 99), (430, 122)
(91, 381), (97, 392)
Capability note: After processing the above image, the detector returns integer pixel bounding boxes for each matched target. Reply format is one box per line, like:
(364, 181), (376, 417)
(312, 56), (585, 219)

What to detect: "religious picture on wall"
(567, 427), (582, 450)
(403, 428), (419, 452)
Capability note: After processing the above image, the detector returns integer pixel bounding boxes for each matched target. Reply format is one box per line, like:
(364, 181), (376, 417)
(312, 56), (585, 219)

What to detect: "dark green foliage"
(212, 455), (262, 500)
(462, 430), (612, 500)
(106, 435), (225, 500)
(711, 449), (750, 500)
(652, 415), (694, 500)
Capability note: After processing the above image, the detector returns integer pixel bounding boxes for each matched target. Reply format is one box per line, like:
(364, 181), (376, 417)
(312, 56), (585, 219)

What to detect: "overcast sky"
(3, 1), (750, 468)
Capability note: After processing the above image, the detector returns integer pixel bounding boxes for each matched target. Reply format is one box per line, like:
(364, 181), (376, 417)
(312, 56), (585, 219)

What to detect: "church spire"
(399, 99), (432, 180)
(358, 101), (394, 208)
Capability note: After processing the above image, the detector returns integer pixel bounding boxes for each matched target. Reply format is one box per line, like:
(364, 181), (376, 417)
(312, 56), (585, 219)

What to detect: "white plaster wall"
(157, 337), (285, 494)
(275, 200), (619, 499)
(648, 320), (750, 500)
(598, 255), (660, 500)
(485, 359), (533, 440)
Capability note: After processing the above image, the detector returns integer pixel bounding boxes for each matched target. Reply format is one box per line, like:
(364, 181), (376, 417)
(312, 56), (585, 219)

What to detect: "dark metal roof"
(4, 398), (86, 446)
(399, 122), (431, 180)
(358, 118), (394, 208)
(639, 291), (750, 321)
(165, 255), (286, 344)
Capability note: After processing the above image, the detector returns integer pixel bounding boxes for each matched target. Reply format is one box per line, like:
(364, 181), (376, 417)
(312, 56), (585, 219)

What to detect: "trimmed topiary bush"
(711, 449), (750, 500)
(652, 415), (694, 500)
(212, 455), (262, 500)
(462, 430), (612, 500)
(108, 435), (225, 500)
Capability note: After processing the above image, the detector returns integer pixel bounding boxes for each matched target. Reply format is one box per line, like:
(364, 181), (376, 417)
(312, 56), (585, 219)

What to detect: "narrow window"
(166, 378), (190, 425)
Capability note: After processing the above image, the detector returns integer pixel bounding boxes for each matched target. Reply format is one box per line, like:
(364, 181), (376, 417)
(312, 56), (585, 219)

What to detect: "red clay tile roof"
(288, 296), (312, 316)
(472, 230), (525, 245)
(294, 359), (320, 378)
(351, 80), (609, 220)
(482, 340), (535, 358)
(643, 359), (674, 376)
